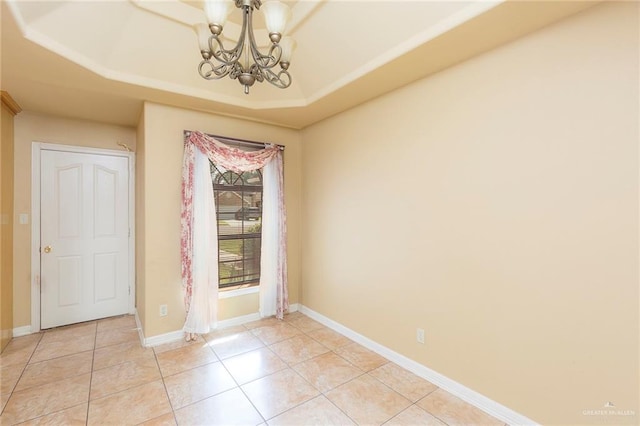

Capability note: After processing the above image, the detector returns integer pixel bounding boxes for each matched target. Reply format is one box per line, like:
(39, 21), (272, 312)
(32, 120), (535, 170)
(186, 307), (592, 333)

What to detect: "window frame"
(211, 165), (263, 290)
(185, 130), (283, 294)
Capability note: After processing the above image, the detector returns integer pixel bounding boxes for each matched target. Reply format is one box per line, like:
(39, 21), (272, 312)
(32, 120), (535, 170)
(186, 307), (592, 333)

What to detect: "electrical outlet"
(159, 304), (168, 317)
(416, 328), (425, 344)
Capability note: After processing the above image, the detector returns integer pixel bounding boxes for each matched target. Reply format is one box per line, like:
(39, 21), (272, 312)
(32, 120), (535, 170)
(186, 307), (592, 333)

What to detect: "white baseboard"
(218, 312), (261, 328)
(134, 310), (183, 347)
(298, 305), (537, 426)
(136, 304), (301, 348)
(10, 305), (300, 346)
(144, 329), (185, 348)
(13, 325), (33, 337)
(133, 310), (146, 346)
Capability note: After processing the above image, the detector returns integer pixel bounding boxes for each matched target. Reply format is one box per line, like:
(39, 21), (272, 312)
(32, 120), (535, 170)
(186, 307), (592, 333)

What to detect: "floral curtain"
(181, 131), (288, 339)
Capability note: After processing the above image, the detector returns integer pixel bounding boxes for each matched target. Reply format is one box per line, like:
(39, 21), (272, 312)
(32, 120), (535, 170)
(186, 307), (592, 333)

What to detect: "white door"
(40, 149), (130, 329)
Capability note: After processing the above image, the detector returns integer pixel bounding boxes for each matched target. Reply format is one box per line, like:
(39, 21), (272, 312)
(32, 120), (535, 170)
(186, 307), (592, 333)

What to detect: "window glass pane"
(243, 170), (262, 186)
(219, 239), (242, 257)
(244, 237), (261, 280)
(212, 160), (263, 289)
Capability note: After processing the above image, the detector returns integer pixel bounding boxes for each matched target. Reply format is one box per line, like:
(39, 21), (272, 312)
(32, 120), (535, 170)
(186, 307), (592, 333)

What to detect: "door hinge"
(128, 227), (131, 238)
(128, 286), (131, 295)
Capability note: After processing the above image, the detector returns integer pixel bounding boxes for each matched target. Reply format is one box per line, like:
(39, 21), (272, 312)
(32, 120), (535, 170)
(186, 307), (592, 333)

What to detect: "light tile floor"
(0, 312), (506, 425)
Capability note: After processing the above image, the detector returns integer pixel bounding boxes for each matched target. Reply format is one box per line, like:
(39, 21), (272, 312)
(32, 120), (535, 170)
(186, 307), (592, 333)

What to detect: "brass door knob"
(43, 246), (52, 253)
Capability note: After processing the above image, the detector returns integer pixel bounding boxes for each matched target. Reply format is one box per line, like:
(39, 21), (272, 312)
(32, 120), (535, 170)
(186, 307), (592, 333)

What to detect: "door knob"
(43, 245), (52, 253)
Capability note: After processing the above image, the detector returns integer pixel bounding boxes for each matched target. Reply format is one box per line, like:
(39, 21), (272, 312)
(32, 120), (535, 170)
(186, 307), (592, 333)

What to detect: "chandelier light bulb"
(278, 36), (296, 64)
(195, 23), (212, 58)
(204, 0), (233, 27)
(261, 1), (291, 41)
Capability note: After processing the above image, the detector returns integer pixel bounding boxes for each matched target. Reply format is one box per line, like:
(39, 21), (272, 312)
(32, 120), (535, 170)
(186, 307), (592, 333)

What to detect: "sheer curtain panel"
(181, 131), (288, 339)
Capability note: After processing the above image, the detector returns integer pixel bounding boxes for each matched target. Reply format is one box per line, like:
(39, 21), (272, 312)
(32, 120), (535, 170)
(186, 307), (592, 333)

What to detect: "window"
(211, 162), (262, 289)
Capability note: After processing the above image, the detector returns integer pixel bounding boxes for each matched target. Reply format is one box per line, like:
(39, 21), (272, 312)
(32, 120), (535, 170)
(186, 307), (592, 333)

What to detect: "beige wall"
(1, 97), (17, 351)
(137, 102), (302, 338)
(12, 112), (137, 328)
(300, 3), (638, 425)
(9, 106), (303, 340)
(4, 2), (637, 423)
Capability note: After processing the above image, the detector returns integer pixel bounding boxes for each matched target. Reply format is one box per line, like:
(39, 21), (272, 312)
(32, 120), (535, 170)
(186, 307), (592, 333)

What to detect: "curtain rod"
(183, 130), (285, 151)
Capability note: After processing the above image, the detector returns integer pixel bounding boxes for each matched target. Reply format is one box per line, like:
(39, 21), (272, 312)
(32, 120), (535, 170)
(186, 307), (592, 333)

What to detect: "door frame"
(31, 142), (136, 332)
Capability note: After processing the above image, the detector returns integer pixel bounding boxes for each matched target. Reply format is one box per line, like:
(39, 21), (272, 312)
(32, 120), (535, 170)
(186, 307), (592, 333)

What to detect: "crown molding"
(1, 91), (22, 115)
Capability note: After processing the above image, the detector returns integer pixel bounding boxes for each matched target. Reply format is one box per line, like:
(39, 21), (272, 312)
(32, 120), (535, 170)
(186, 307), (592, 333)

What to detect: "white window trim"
(218, 285), (259, 299)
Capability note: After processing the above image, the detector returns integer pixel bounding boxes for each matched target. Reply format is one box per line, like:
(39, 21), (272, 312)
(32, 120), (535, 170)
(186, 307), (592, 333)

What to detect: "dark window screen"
(210, 142), (263, 289)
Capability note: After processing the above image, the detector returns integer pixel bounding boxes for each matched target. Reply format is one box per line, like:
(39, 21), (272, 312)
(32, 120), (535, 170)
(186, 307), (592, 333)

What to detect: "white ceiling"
(1, 0), (598, 129)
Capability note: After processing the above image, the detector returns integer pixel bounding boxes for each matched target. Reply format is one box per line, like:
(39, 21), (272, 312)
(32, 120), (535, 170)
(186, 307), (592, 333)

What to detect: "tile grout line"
(153, 345), (179, 424)
(249, 323), (311, 424)
(249, 319), (342, 423)
(299, 321), (457, 425)
(4, 314), (472, 425)
(416, 387), (452, 426)
(178, 319), (323, 424)
(276, 359), (359, 425)
(3, 323), (97, 424)
(213, 328), (270, 425)
(86, 321), (98, 425)
(225, 322), (268, 423)
(321, 337), (453, 426)
(265, 319), (446, 425)
(363, 361), (439, 422)
(255, 321), (360, 425)
(1, 317), (144, 424)
(90, 317), (167, 424)
(163, 323), (268, 423)
(0, 332), (44, 419)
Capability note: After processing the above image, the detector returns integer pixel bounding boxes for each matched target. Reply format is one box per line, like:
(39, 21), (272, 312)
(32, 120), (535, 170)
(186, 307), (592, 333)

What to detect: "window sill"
(218, 285), (259, 299)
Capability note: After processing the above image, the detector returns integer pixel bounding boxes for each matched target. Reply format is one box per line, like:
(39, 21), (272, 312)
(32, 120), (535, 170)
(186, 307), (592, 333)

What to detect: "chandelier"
(196, 0), (296, 94)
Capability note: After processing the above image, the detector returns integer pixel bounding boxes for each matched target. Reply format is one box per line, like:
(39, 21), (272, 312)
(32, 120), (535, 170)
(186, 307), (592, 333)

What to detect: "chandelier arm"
(257, 43), (282, 70)
(210, 6), (247, 67)
(249, 63), (265, 83)
(228, 62), (245, 81)
(247, 38), (280, 71)
(262, 67), (292, 89)
(198, 60), (231, 80)
(209, 36), (240, 65)
(208, 2), (250, 67)
(246, 7), (281, 70)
